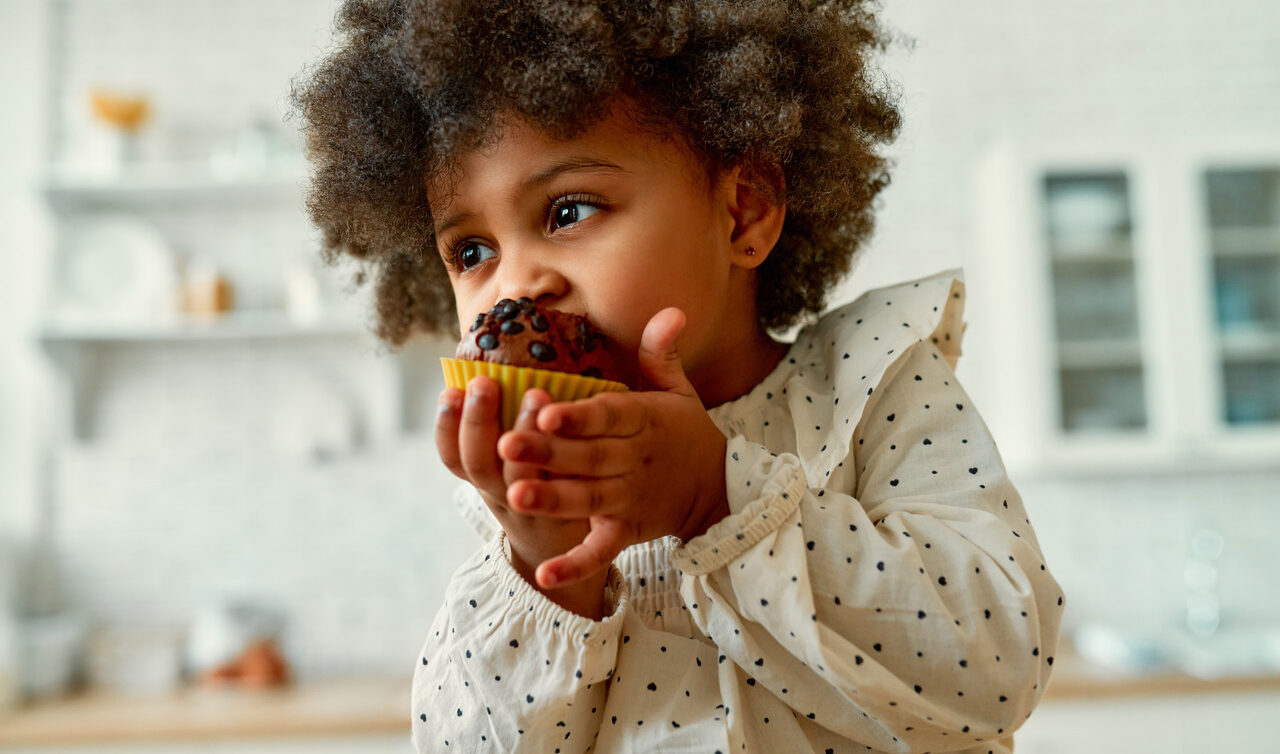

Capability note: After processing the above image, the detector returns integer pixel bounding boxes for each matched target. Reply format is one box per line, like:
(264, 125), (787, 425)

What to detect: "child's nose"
(495, 255), (569, 308)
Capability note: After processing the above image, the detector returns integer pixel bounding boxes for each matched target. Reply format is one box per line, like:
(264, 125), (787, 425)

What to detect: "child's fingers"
(502, 389), (551, 487)
(434, 388), (466, 479)
(536, 392), (648, 438)
(457, 377), (504, 492)
(535, 518), (629, 590)
(506, 476), (631, 518)
(498, 432), (633, 478)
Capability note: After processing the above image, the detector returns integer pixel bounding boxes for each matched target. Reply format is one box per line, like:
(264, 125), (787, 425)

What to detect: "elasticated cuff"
(671, 438), (807, 576)
(480, 532), (630, 646)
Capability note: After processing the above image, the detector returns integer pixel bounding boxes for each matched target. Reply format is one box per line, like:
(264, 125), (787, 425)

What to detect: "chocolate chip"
(530, 313), (548, 332)
(494, 300), (518, 320)
(499, 320), (525, 335)
(581, 366), (603, 379)
(529, 342), (557, 362)
(477, 333), (498, 350)
(470, 313), (486, 332)
(517, 296), (534, 310)
(576, 321), (598, 352)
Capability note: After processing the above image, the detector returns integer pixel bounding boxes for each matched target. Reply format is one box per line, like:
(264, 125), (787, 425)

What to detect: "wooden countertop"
(0, 677), (410, 747)
(2, 648), (1279, 747)
(1042, 643), (1280, 700)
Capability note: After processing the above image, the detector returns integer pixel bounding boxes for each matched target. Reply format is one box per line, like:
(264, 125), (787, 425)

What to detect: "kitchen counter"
(2, 648), (1279, 748)
(1041, 643), (1280, 700)
(0, 677), (409, 748)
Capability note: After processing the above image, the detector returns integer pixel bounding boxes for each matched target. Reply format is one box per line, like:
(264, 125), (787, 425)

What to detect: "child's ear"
(723, 160), (786, 270)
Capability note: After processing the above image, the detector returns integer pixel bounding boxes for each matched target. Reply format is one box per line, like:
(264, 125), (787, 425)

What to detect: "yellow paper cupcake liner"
(441, 358), (629, 430)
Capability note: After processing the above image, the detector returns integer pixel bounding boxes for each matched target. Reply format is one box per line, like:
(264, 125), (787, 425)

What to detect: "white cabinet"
(976, 139), (1280, 477)
(1203, 168), (1280, 425)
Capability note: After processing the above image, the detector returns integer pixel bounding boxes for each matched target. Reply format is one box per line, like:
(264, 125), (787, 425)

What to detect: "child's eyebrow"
(522, 156), (629, 193)
(434, 156), (628, 237)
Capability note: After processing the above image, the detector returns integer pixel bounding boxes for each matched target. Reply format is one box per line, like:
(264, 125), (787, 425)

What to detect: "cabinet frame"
(976, 138), (1280, 478)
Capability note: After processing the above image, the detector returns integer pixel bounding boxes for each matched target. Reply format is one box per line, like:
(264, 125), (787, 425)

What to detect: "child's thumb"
(638, 307), (695, 396)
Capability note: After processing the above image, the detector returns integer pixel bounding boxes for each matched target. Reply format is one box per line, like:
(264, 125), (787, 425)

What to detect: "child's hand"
(435, 380), (597, 608)
(497, 308), (730, 590)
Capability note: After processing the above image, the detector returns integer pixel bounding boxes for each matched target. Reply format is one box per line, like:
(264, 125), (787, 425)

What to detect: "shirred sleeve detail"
(411, 531), (629, 752)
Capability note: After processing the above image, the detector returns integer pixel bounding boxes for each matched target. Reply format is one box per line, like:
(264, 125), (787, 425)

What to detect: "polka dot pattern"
(412, 270), (1063, 753)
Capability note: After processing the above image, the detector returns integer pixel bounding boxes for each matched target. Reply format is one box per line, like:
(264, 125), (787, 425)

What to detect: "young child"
(293, 1), (1064, 751)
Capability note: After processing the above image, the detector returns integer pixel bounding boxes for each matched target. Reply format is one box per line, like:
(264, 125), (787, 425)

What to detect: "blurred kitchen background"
(0, 0), (1276, 752)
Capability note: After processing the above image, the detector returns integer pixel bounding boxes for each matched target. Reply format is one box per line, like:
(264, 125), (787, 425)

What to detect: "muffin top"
(457, 298), (623, 384)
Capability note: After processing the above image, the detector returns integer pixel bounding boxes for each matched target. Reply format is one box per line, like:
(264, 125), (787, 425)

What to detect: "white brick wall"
(0, 0), (52, 544)
(8, 0), (1278, 680)
(1019, 473), (1280, 636)
(54, 0), (333, 165)
(54, 429), (476, 678)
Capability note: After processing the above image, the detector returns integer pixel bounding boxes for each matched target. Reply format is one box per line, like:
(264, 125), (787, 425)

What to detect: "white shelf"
(35, 309), (369, 344)
(31, 308), (401, 443)
(1050, 253), (1135, 267)
(1210, 226), (1280, 258)
(1218, 330), (1280, 361)
(1057, 338), (1145, 369)
(40, 164), (307, 206)
(1049, 235), (1135, 261)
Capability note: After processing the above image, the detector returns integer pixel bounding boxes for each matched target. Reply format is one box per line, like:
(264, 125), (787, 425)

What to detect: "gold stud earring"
(745, 246), (756, 256)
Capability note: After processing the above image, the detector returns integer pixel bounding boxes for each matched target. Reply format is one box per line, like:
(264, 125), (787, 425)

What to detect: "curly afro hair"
(291, 0), (902, 347)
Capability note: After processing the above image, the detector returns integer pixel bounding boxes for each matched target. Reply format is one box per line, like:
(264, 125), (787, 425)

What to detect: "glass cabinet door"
(1042, 172), (1148, 432)
(1204, 168), (1280, 425)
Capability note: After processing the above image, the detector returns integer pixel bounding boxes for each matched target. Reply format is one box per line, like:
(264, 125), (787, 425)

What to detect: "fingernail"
(518, 488), (537, 509)
(518, 394), (538, 424)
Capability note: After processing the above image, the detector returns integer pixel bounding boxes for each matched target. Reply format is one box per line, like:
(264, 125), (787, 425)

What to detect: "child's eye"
(455, 242), (497, 270)
(548, 193), (604, 231)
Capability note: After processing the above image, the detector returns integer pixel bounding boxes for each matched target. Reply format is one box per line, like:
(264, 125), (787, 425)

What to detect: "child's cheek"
(585, 299), (648, 359)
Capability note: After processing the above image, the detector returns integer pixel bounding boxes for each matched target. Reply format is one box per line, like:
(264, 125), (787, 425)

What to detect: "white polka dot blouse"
(412, 269), (1065, 753)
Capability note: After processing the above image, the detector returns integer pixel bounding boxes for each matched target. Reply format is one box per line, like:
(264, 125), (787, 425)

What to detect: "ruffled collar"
(709, 269), (966, 488)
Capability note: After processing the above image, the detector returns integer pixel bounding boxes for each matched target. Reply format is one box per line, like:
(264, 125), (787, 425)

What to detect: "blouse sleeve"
(672, 343), (1064, 752)
(410, 532), (630, 753)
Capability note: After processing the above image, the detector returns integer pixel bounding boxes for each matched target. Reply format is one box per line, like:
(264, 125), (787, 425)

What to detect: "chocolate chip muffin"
(457, 297), (623, 384)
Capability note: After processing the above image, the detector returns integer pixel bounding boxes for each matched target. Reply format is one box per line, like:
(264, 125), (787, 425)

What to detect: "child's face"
(427, 101), (752, 389)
